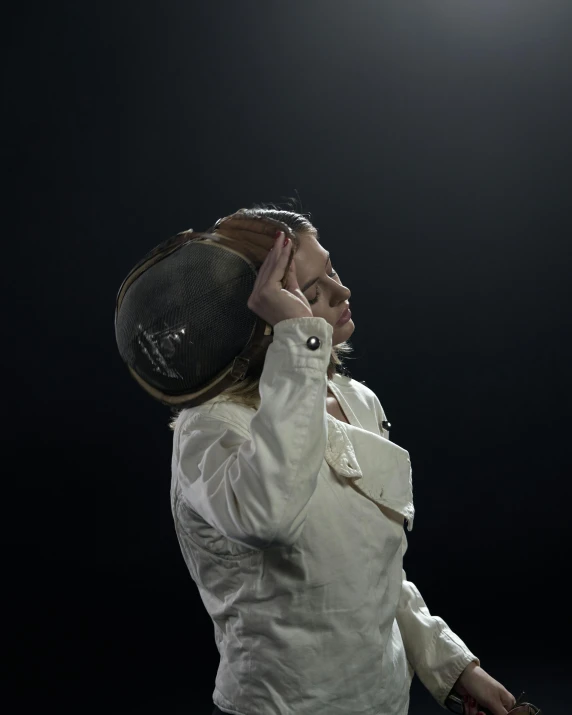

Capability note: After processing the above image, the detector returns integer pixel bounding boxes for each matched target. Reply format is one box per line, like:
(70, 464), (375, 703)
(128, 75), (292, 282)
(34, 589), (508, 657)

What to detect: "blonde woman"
(168, 206), (517, 715)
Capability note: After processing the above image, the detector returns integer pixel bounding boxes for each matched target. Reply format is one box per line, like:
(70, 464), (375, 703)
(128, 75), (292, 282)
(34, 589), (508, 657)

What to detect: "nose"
(337, 285), (351, 303)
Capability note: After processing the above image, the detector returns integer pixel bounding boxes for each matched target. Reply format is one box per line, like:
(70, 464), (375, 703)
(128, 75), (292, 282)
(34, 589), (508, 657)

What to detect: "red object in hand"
(461, 694), (482, 715)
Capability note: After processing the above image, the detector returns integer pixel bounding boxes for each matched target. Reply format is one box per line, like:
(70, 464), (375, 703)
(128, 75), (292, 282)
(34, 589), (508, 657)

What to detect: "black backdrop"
(4, 1), (571, 713)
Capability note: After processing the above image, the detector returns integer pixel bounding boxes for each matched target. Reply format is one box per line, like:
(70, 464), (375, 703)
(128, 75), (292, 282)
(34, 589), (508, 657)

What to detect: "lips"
(336, 305), (351, 326)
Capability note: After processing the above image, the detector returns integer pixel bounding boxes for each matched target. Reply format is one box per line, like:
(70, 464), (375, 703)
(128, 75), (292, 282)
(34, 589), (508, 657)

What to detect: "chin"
(333, 318), (354, 341)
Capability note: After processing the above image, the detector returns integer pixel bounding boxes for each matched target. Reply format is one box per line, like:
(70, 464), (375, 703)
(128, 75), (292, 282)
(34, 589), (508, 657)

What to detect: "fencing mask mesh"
(114, 212), (299, 408)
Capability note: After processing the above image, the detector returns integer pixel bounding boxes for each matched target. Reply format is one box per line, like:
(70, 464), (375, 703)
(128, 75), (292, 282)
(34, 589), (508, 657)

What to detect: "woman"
(169, 206), (516, 715)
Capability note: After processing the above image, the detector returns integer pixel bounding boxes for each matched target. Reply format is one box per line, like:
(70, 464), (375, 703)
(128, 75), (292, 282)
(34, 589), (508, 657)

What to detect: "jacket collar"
(325, 379), (415, 531)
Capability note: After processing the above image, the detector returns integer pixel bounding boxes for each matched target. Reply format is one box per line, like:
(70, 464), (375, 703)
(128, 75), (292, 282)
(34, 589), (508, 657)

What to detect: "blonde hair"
(167, 200), (355, 431)
(168, 340), (354, 431)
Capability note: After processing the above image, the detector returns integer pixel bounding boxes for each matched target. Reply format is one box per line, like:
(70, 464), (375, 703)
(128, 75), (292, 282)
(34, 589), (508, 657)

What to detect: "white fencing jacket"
(170, 317), (479, 715)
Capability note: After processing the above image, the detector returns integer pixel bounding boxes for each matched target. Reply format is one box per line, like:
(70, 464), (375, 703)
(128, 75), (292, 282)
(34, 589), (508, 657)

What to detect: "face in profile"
(293, 231), (354, 345)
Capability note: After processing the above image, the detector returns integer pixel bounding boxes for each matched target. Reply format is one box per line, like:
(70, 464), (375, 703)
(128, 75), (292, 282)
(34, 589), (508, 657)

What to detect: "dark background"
(5, 1), (571, 712)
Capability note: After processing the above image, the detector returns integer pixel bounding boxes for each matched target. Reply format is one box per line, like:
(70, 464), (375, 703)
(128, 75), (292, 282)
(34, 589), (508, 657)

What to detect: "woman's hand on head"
(247, 231), (314, 327)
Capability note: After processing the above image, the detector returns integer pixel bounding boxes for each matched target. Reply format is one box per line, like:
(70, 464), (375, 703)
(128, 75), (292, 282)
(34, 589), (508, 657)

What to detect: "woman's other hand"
(454, 662), (517, 715)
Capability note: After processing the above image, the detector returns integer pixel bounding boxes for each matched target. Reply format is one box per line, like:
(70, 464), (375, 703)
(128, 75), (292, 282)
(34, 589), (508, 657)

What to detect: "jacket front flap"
(324, 414), (414, 531)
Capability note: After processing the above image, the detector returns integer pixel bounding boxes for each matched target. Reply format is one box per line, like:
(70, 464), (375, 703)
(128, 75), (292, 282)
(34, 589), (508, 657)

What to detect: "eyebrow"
(301, 252), (330, 293)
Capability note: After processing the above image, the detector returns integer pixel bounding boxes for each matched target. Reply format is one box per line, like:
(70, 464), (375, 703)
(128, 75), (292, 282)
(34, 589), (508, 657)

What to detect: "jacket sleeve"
(396, 529), (480, 708)
(172, 316), (332, 551)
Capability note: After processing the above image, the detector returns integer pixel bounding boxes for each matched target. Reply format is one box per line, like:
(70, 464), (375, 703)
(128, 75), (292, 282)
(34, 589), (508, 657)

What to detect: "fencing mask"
(114, 211), (299, 408)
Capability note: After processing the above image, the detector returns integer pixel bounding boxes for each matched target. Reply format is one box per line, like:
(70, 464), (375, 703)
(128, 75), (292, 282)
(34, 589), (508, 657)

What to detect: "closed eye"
(308, 271), (337, 305)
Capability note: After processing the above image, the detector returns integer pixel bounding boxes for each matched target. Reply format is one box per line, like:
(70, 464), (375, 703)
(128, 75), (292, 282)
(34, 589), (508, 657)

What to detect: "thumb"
(501, 690), (517, 712)
(487, 690), (515, 715)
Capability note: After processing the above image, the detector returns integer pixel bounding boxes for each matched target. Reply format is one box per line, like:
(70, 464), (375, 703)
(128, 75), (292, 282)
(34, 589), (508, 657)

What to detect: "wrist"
(458, 660), (479, 683)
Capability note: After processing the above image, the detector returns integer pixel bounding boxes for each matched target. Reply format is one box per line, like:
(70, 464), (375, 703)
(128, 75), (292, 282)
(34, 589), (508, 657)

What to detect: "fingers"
(270, 232), (290, 272)
(502, 690), (517, 712)
(489, 695), (511, 715)
(252, 232), (289, 293)
(505, 691), (517, 707)
(273, 232), (293, 287)
(284, 244), (298, 287)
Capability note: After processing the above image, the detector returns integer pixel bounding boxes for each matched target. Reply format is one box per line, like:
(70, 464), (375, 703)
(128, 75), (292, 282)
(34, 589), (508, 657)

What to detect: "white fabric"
(170, 316), (479, 715)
